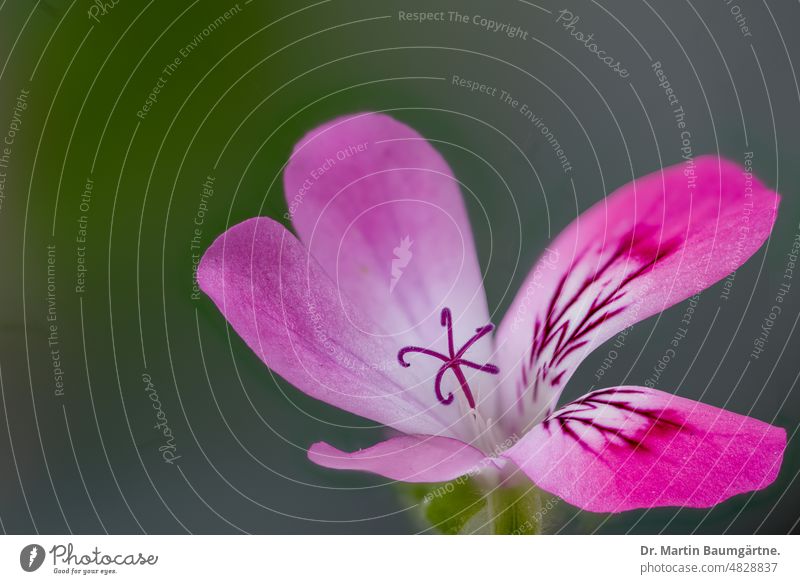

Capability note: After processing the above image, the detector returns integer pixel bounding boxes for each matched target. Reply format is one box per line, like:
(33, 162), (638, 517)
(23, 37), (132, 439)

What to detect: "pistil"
(398, 307), (499, 409)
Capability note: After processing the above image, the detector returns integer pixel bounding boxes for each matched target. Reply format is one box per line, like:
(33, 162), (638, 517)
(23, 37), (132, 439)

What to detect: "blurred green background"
(0, 0), (798, 533)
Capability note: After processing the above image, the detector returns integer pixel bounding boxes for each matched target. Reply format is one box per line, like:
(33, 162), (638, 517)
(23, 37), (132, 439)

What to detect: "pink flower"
(198, 113), (786, 513)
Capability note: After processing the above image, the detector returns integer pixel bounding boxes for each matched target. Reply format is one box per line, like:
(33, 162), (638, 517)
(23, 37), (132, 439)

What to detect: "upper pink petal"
(284, 112), (490, 354)
(494, 156), (780, 428)
(503, 386), (786, 513)
(309, 435), (487, 482)
(198, 216), (458, 436)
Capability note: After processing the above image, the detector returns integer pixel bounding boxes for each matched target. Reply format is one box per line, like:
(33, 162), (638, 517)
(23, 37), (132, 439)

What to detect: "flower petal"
(494, 156), (780, 427)
(283, 112), (490, 353)
(309, 435), (487, 482)
(503, 386), (786, 512)
(198, 216), (461, 436)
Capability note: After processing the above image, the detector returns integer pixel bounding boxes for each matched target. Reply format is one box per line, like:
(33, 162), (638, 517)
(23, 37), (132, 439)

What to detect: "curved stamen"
(397, 307), (499, 409)
(459, 361), (500, 374)
(434, 367), (455, 405)
(455, 324), (495, 358)
(397, 346), (448, 367)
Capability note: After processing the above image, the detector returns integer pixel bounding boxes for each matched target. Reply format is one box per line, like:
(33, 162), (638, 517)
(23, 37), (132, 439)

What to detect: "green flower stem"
(401, 475), (547, 535)
(487, 484), (543, 535)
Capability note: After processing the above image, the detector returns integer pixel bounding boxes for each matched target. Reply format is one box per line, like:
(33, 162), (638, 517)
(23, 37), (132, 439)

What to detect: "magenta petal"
(284, 112), (489, 350)
(197, 216), (452, 436)
(309, 435), (486, 482)
(495, 156), (780, 422)
(503, 386), (786, 512)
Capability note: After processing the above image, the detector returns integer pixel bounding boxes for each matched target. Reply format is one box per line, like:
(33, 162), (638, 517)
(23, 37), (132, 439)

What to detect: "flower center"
(397, 307), (499, 409)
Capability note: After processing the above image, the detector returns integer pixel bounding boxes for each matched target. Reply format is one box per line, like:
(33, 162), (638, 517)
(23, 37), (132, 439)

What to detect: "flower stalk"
(404, 475), (545, 535)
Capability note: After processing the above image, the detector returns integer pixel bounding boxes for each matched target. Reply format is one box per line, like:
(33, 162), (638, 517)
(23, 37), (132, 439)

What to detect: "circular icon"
(19, 544), (45, 572)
